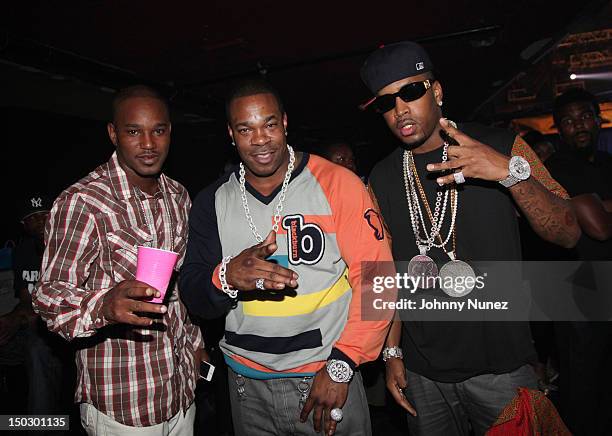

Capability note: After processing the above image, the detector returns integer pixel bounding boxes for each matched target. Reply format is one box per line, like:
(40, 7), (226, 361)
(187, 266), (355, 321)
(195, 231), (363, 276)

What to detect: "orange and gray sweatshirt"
(180, 153), (393, 378)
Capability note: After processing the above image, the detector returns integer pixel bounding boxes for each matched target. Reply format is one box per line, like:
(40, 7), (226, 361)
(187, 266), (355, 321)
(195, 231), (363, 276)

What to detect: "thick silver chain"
(219, 255), (238, 298)
(402, 147), (446, 248)
(402, 145), (457, 251)
(239, 144), (295, 243)
(407, 149), (458, 249)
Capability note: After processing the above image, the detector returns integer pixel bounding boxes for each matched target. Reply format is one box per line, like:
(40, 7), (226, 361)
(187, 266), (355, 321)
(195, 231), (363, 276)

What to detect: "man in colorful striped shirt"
(180, 78), (394, 436)
(33, 86), (202, 435)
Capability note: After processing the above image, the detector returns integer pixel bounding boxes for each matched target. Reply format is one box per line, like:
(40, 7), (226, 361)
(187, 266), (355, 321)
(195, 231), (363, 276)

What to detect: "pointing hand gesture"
(225, 231), (299, 291)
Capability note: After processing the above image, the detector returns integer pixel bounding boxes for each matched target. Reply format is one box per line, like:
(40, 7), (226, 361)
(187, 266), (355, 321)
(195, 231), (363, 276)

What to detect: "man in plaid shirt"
(33, 86), (203, 435)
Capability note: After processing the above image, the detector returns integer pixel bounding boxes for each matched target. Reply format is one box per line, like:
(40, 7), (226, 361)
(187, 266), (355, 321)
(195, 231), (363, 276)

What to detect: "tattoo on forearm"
(511, 179), (579, 248)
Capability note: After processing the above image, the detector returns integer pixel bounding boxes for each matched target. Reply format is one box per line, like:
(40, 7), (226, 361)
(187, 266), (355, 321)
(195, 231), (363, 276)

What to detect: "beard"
(576, 144), (593, 154)
(573, 140), (595, 160)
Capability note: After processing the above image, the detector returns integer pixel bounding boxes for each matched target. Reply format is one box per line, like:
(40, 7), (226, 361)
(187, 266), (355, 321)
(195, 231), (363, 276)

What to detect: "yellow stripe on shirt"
(242, 269), (351, 317)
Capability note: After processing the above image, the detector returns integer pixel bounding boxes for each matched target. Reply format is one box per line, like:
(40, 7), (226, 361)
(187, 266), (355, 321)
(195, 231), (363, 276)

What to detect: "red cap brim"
(358, 96), (377, 111)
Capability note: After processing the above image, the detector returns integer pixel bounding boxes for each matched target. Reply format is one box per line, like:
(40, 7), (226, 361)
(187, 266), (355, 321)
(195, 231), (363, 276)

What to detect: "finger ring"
(255, 278), (265, 290)
(330, 408), (343, 422)
(453, 171), (466, 184)
(447, 119), (458, 129)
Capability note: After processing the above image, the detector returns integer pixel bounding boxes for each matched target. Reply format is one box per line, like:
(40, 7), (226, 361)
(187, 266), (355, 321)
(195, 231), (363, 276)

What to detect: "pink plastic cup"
(135, 246), (179, 304)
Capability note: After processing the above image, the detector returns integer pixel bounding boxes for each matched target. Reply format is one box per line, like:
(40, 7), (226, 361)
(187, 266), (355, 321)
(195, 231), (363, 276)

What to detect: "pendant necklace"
(408, 150), (476, 296)
(403, 146), (449, 288)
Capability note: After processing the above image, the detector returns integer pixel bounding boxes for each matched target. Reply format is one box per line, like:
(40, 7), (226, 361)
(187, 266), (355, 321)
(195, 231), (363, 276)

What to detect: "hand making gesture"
(224, 231), (299, 291)
(426, 118), (511, 185)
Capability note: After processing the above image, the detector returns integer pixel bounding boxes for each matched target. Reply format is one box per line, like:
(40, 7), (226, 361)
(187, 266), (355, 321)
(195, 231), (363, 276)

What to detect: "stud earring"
(437, 101), (443, 107)
(231, 141), (235, 146)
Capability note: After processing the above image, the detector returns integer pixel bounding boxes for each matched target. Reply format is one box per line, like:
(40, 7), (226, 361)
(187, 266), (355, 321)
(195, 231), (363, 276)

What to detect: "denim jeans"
(228, 367), (371, 436)
(25, 326), (67, 415)
(404, 364), (538, 436)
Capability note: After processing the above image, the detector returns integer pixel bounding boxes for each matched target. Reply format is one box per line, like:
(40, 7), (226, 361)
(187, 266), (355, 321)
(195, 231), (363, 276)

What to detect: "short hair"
(552, 88), (600, 125)
(112, 85), (168, 122)
(225, 77), (284, 120)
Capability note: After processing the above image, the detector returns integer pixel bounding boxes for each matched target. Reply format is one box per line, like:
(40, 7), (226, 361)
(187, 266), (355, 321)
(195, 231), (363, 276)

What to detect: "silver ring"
(255, 278), (265, 290)
(330, 408), (343, 422)
(447, 119), (458, 129)
(453, 171), (466, 184)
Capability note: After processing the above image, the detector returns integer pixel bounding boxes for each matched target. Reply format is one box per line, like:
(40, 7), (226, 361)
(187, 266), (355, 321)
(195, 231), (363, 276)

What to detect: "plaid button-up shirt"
(33, 153), (203, 427)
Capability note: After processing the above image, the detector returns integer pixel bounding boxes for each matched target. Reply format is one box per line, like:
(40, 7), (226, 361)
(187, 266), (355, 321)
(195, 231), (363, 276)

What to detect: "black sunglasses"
(362, 79), (435, 114)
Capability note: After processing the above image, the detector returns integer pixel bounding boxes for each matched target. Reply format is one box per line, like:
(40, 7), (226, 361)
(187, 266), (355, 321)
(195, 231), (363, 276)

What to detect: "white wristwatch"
(499, 156), (531, 188)
(382, 346), (403, 362)
(326, 359), (354, 383)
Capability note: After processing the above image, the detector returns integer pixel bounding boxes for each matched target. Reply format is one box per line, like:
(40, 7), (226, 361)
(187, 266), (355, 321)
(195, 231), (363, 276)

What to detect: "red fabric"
(487, 388), (571, 436)
(487, 388), (535, 436)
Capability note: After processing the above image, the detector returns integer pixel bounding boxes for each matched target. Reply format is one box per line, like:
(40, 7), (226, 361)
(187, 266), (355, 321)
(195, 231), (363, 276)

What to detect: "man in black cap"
(361, 41), (580, 435)
(0, 194), (71, 421)
(0, 195), (50, 346)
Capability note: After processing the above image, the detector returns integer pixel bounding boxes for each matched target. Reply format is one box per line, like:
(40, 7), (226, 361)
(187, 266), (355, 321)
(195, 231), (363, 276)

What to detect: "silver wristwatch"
(326, 359), (354, 383)
(499, 156), (531, 188)
(382, 346), (403, 362)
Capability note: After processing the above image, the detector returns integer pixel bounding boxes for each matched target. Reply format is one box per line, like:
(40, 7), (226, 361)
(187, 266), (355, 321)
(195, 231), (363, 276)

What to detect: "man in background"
(547, 88), (612, 246)
(319, 141), (358, 174)
(0, 196), (48, 351)
(546, 88), (612, 436)
(1, 195), (73, 425)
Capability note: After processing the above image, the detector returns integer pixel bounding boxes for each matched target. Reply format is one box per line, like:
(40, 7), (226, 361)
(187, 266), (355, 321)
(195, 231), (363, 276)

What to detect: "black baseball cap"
(20, 194), (51, 222)
(361, 41), (434, 96)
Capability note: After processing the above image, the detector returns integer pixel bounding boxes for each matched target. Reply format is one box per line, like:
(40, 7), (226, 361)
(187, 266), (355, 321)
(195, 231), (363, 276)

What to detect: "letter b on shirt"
(282, 215), (325, 265)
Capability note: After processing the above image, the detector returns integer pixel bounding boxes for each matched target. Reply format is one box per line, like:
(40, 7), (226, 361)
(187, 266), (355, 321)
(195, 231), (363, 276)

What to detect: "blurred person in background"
(319, 141), (358, 174)
(545, 88), (612, 436)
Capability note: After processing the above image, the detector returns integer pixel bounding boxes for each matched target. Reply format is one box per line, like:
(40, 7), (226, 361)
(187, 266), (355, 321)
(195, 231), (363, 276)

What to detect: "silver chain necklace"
(135, 185), (176, 252)
(403, 145), (455, 251)
(239, 144), (296, 243)
(406, 150), (458, 250)
(402, 144), (476, 296)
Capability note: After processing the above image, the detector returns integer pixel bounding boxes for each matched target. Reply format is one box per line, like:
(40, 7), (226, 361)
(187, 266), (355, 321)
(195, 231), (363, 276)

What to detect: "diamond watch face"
(327, 360), (352, 382)
(383, 347), (402, 360)
(509, 156), (531, 180)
